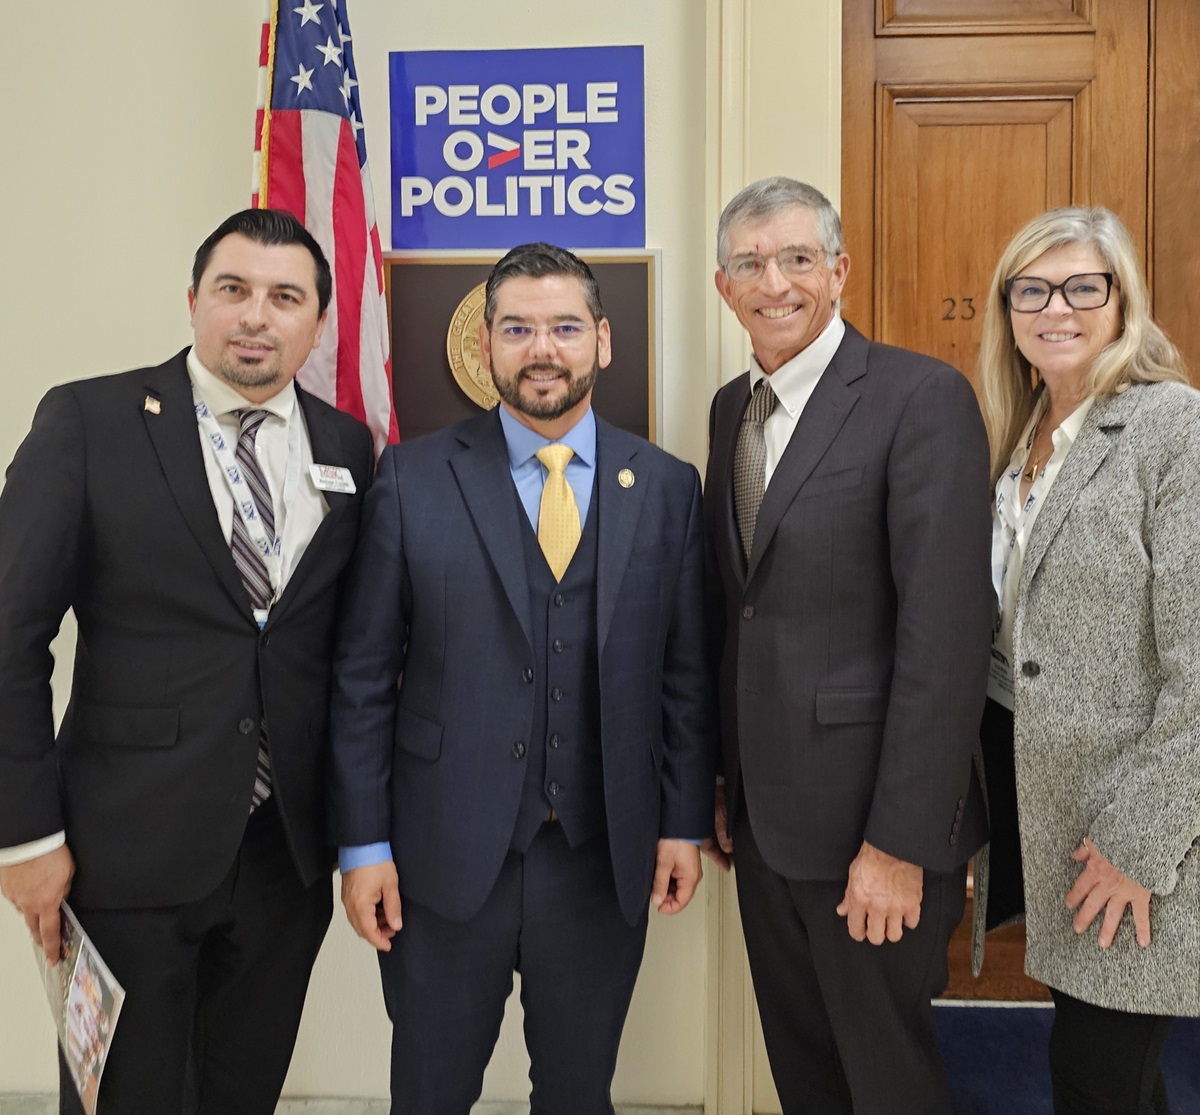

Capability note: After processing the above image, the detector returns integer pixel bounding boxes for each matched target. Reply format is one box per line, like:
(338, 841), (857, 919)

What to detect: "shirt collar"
(1054, 394), (1094, 448)
(187, 347), (297, 422)
(498, 403), (596, 470)
(749, 313), (846, 417)
(1017, 390), (1095, 456)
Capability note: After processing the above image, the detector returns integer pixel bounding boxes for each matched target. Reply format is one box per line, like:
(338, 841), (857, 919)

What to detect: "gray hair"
(716, 177), (845, 266)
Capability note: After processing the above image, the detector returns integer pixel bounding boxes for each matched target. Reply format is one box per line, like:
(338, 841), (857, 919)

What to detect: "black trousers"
(733, 804), (966, 1115)
(378, 821), (648, 1115)
(60, 799), (332, 1115)
(1049, 988), (1175, 1114)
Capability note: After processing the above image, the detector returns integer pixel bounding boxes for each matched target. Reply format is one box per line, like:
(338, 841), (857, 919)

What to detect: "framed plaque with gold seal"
(383, 251), (660, 443)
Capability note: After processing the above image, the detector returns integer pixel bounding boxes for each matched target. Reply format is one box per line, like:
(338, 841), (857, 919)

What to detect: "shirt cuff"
(338, 842), (393, 873)
(0, 831), (67, 867)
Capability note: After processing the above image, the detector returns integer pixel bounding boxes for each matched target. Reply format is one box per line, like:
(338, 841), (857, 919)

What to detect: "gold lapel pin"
(618, 468), (635, 488)
(143, 396), (161, 414)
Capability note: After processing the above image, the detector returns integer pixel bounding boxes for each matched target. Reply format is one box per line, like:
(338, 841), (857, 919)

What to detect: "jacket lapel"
(746, 326), (864, 582)
(594, 419), (647, 654)
(1021, 387), (1142, 587)
(449, 410), (534, 649)
(140, 352), (251, 618)
(267, 386), (357, 622)
(710, 376), (750, 590)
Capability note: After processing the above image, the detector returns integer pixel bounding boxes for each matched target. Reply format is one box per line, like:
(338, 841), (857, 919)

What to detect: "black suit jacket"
(0, 350), (373, 908)
(705, 323), (992, 879)
(328, 408), (715, 926)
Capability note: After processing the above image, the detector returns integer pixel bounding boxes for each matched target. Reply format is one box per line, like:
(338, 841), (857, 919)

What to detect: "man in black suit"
(703, 177), (993, 1114)
(0, 209), (374, 1114)
(329, 243), (715, 1115)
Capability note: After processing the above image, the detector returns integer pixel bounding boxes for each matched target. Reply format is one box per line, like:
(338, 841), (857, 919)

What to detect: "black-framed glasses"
(1005, 272), (1115, 313)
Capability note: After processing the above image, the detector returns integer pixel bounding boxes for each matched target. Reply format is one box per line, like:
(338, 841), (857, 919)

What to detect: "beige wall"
(0, 0), (840, 1108)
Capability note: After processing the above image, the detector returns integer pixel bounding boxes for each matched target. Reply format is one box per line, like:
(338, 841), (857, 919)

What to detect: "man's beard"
(213, 333), (284, 393)
(493, 357), (599, 421)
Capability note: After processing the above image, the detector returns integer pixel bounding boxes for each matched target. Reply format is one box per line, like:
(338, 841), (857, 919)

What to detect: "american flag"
(254, 0), (397, 453)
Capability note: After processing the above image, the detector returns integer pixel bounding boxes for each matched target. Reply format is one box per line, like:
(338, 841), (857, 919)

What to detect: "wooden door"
(839, 0), (1200, 1010)
(842, 0), (1200, 387)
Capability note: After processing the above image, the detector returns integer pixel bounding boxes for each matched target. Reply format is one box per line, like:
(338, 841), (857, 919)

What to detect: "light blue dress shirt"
(338, 407), (598, 873)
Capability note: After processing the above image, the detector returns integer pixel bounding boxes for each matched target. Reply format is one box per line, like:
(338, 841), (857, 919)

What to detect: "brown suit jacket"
(705, 322), (993, 879)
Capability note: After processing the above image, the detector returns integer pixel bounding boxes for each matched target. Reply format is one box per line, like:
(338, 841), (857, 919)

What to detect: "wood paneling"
(843, 0), (1150, 382)
(1153, 0), (1200, 382)
(879, 0), (1090, 36)
(878, 92), (1080, 381)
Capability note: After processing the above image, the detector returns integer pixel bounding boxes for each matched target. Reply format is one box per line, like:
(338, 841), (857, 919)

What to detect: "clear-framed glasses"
(723, 248), (825, 284)
(1005, 272), (1115, 313)
(492, 322), (594, 347)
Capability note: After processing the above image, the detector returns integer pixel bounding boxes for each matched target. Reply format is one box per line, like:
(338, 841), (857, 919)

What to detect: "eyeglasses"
(722, 248), (826, 284)
(492, 322), (594, 347)
(1005, 272), (1115, 313)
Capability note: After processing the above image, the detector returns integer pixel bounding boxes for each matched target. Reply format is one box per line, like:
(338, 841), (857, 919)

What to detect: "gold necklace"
(1023, 416), (1051, 483)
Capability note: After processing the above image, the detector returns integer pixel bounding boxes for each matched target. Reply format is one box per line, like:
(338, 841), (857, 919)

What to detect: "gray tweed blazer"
(973, 380), (1200, 1015)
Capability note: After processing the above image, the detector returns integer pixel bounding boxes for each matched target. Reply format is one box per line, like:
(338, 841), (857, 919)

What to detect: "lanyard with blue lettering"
(192, 386), (303, 625)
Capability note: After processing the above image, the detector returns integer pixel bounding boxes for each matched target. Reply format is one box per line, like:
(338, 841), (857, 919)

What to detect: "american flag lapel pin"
(144, 396), (161, 415)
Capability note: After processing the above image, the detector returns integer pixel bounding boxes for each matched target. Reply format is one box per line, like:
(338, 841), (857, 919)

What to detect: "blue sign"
(390, 46), (645, 249)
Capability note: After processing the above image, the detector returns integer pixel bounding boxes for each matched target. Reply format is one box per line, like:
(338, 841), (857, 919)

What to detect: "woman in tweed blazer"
(973, 206), (1200, 1115)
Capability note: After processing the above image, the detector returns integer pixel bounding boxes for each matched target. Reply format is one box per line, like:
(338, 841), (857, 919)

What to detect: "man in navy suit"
(329, 243), (715, 1115)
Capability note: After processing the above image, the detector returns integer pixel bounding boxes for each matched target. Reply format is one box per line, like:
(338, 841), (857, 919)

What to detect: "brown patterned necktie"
(733, 379), (778, 563)
(535, 444), (581, 581)
(231, 409), (275, 810)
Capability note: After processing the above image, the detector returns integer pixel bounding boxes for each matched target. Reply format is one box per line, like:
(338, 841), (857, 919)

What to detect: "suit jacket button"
(547, 781), (559, 796)
(1021, 660), (1041, 677)
(552, 639), (564, 653)
(553, 593), (565, 607)
(238, 717), (256, 735)
(742, 605), (755, 620)
(512, 741), (526, 759)
(551, 687), (563, 701)
(949, 833), (958, 846)
(260, 632), (271, 646)
(522, 666), (534, 683)
(549, 734), (561, 749)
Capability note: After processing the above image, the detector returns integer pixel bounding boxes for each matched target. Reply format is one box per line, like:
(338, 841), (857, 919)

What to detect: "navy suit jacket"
(329, 407), (715, 926)
(0, 350), (374, 908)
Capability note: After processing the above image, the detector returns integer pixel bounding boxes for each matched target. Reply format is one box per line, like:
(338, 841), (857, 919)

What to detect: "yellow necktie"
(535, 444), (581, 581)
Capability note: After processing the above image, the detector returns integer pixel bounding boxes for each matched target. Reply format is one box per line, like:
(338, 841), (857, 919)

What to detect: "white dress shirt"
(749, 312), (846, 487)
(0, 353), (326, 868)
(988, 392), (1095, 709)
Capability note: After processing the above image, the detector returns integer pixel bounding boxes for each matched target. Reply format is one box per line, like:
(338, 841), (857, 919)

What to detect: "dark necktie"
(232, 410), (275, 810)
(733, 379), (778, 564)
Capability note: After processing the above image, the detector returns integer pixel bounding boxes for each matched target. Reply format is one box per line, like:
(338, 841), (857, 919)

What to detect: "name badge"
(309, 464), (357, 494)
(986, 646), (1015, 712)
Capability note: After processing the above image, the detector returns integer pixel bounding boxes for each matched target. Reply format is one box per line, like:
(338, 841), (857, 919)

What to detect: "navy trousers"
(379, 822), (648, 1115)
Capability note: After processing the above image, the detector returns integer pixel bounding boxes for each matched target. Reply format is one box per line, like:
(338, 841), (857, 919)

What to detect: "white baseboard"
(0, 1098), (700, 1115)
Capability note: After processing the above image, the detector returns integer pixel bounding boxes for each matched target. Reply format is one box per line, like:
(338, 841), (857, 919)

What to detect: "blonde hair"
(976, 206), (1186, 481)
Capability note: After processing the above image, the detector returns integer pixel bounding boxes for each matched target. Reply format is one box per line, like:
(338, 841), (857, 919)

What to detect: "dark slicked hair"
(191, 209), (333, 317)
(483, 242), (604, 327)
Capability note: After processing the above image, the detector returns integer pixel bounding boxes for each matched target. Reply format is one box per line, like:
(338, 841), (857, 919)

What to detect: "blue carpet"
(934, 1004), (1200, 1114)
